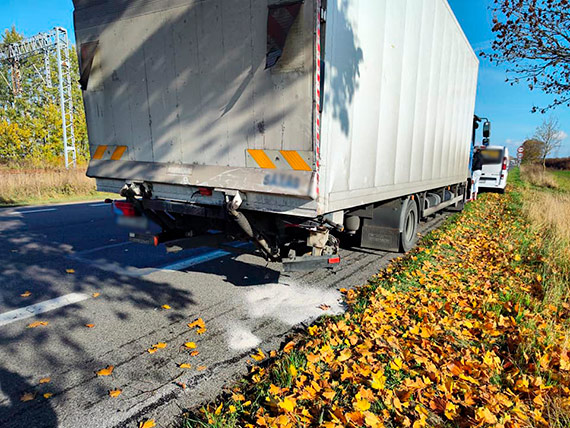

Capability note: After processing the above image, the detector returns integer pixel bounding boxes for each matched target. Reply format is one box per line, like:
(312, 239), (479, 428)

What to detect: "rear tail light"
(328, 256), (341, 265)
(502, 158), (508, 171)
(198, 187), (213, 196)
(112, 201), (137, 217)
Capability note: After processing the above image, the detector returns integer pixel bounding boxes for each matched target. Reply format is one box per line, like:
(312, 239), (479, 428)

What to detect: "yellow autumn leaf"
(197, 366), (207, 371)
(184, 342), (197, 349)
(153, 342), (167, 349)
(138, 420), (156, 428)
(21, 291), (31, 297)
(162, 305), (171, 310)
(278, 397), (296, 412)
(92, 292), (100, 298)
(215, 403), (223, 415)
(514, 254), (521, 262)
(390, 357), (403, 371)
(28, 321), (49, 328)
(39, 377), (51, 384)
(85, 324), (95, 328)
(251, 349), (266, 362)
(96, 366), (114, 376)
(20, 392), (35, 402)
(179, 363), (192, 369)
(229, 405), (236, 413)
(66, 269), (75, 274)
(477, 407), (498, 424)
(288, 364), (297, 378)
(283, 341), (295, 353)
(354, 398), (371, 412)
(109, 389), (122, 398)
(43, 393), (53, 399)
(190, 351), (200, 357)
(370, 371), (386, 390)
(188, 318), (206, 329)
(147, 348), (158, 354)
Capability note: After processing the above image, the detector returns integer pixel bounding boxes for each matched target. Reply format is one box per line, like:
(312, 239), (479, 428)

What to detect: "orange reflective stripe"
(92, 145), (107, 160)
(111, 146), (127, 161)
(280, 150), (312, 171)
(248, 149), (276, 169)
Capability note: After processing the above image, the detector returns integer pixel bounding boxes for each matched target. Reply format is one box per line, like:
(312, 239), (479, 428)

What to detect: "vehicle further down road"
(74, 0), (480, 270)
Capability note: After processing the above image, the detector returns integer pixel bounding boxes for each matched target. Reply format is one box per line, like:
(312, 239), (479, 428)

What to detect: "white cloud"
(556, 130), (568, 141)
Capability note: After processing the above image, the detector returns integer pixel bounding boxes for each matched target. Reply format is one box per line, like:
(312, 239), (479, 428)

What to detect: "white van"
(479, 146), (509, 193)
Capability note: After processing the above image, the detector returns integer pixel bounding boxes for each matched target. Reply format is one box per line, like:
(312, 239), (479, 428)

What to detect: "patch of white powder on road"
(244, 282), (344, 326)
(226, 322), (262, 351)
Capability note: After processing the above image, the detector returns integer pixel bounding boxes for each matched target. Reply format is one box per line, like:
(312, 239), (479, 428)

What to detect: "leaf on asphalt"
(27, 321), (48, 328)
(39, 377), (51, 384)
(175, 382), (187, 389)
(138, 420), (156, 428)
(179, 363), (192, 369)
(21, 291), (32, 297)
(96, 366), (114, 376)
(196, 327), (207, 335)
(184, 342), (197, 349)
(147, 348), (158, 354)
(161, 305), (171, 310)
(43, 393), (53, 399)
(154, 342), (167, 349)
(188, 318), (205, 328)
(66, 269), (75, 274)
(92, 292), (100, 298)
(20, 392), (35, 402)
(109, 389), (122, 398)
(190, 351), (200, 357)
(318, 304), (331, 311)
(197, 366), (207, 371)
(85, 324), (95, 328)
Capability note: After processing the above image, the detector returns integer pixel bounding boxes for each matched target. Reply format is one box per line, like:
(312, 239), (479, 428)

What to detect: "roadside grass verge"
(519, 164), (559, 189)
(183, 184), (570, 427)
(0, 166), (114, 206)
(550, 170), (570, 192)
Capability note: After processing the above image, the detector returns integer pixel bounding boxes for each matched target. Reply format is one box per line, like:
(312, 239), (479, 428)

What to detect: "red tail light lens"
(502, 158), (508, 171)
(199, 187), (213, 196)
(113, 201), (137, 217)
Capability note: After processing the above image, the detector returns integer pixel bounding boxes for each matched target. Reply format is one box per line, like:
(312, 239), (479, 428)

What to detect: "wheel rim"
(404, 208), (416, 244)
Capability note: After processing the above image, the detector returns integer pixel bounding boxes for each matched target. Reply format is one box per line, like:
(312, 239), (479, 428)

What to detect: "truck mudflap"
(283, 255), (341, 272)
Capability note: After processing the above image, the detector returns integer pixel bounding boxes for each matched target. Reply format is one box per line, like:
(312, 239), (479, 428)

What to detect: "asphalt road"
(0, 200), (449, 428)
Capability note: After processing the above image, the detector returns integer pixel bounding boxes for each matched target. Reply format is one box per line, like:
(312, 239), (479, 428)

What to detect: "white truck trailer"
(73, 0), (479, 270)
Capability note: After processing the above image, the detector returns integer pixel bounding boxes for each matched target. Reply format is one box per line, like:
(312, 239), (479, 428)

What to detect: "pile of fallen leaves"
(192, 192), (570, 428)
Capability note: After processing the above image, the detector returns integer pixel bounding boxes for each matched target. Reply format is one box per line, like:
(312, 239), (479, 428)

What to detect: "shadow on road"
(0, 367), (58, 428)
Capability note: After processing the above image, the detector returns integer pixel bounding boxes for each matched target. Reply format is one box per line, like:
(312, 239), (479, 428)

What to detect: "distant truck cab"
(479, 146), (509, 193)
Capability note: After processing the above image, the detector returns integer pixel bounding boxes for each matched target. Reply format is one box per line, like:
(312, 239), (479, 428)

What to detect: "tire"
(498, 188), (506, 194)
(400, 199), (419, 253)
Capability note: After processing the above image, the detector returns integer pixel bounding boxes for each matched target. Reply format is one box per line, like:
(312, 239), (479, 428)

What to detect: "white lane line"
(16, 208), (58, 214)
(88, 203), (109, 207)
(0, 293), (91, 327)
(161, 249), (232, 271)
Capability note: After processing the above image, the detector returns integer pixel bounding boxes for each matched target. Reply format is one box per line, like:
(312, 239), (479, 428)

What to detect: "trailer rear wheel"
(400, 199), (418, 252)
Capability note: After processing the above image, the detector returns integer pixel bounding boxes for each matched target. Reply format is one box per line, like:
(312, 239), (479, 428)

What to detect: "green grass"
(551, 170), (570, 192)
(0, 191), (117, 207)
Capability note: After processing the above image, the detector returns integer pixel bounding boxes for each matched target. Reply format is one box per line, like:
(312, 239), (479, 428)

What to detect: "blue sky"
(1, 0), (568, 157)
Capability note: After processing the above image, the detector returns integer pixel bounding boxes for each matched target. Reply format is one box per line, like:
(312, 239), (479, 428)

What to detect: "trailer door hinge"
(320, 7), (327, 23)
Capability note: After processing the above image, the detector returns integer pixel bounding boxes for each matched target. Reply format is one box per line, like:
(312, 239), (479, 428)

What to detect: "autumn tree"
(0, 26), (88, 166)
(533, 116), (564, 168)
(521, 139), (544, 164)
(484, 0), (570, 113)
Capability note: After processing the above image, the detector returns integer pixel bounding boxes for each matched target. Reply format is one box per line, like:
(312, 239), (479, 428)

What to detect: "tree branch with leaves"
(483, 0), (570, 113)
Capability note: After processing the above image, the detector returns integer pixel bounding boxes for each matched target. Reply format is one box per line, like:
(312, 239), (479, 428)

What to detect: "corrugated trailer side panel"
(320, 0), (479, 213)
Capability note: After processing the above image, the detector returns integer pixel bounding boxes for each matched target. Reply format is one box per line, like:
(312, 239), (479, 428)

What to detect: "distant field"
(551, 169), (570, 192)
(0, 167), (115, 206)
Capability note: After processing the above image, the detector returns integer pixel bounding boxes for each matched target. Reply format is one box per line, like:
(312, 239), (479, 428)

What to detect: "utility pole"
(0, 27), (77, 168)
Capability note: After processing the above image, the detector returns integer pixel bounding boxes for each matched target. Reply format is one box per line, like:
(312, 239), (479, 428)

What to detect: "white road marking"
(16, 208), (58, 214)
(0, 293), (91, 327)
(160, 249), (232, 271)
(88, 203), (109, 207)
